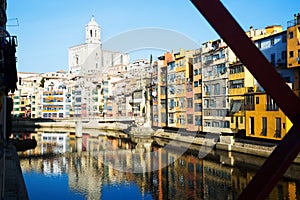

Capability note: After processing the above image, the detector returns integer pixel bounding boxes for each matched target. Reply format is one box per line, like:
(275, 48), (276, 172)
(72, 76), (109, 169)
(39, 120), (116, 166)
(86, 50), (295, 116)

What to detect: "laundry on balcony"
(230, 100), (243, 113)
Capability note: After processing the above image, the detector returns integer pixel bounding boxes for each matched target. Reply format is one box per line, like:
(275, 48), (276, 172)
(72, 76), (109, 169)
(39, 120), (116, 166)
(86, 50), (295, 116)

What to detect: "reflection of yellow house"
(245, 93), (292, 140)
(228, 62), (255, 134)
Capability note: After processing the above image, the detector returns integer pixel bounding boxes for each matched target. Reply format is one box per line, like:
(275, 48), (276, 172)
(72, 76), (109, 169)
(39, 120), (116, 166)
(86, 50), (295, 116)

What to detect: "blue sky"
(6, 0), (300, 73)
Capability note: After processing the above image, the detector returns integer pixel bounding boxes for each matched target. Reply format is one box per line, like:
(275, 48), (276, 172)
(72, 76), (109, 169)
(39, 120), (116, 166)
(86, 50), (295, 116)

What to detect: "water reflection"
(16, 131), (300, 200)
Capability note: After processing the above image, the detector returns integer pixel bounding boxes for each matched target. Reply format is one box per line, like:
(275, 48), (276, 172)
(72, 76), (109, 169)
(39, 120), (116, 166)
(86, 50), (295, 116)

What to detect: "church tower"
(85, 16), (101, 44)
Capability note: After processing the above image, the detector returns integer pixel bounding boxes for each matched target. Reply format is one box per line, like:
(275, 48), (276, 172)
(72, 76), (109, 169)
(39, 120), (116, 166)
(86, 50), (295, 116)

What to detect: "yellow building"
(173, 49), (195, 130)
(174, 49), (188, 129)
(193, 49), (202, 133)
(287, 13), (300, 95)
(228, 61), (255, 134)
(245, 92), (292, 140)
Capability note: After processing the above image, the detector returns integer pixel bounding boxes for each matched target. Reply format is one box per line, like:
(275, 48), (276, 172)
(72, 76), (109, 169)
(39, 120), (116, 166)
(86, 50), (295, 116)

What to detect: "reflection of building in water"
(19, 134), (300, 199)
(41, 133), (69, 154)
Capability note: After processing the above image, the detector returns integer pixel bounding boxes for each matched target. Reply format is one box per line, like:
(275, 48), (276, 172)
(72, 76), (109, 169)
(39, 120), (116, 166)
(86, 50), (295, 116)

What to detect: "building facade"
(201, 39), (236, 134)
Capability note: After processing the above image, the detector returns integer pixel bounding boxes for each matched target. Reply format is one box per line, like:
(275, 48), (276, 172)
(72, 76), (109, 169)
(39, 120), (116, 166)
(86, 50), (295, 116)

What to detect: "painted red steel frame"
(190, 0), (300, 199)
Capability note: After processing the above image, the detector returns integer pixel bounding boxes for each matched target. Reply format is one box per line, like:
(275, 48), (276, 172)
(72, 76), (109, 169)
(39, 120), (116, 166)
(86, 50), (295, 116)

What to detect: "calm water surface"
(16, 131), (300, 200)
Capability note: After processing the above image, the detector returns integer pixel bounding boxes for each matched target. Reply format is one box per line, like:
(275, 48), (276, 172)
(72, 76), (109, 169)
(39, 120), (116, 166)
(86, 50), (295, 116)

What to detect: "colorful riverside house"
(167, 49), (194, 129)
(192, 49), (203, 133)
(201, 39), (236, 134)
(150, 61), (160, 127)
(228, 61), (255, 135)
(156, 52), (172, 127)
(174, 49), (187, 130)
(41, 72), (71, 119)
(245, 92), (292, 140)
(243, 26), (293, 140)
(287, 13), (300, 96)
(10, 72), (43, 118)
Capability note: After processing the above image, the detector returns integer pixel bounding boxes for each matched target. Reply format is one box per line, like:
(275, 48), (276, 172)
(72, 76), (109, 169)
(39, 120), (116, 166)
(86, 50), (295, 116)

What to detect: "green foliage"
(39, 77), (45, 88)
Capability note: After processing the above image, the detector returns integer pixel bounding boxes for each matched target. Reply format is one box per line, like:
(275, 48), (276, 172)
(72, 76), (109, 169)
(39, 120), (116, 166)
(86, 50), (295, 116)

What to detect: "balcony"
(260, 129), (267, 136)
(287, 15), (300, 28)
(266, 104), (279, 111)
(244, 104), (254, 110)
(274, 130), (281, 138)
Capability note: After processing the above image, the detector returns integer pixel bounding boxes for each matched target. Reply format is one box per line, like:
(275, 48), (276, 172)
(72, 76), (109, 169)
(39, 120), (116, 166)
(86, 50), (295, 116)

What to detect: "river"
(15, 130), (300, 200)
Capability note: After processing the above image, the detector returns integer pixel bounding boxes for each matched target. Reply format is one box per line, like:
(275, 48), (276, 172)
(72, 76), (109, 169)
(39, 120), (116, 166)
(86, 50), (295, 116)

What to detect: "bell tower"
(85, 16), (101, 44)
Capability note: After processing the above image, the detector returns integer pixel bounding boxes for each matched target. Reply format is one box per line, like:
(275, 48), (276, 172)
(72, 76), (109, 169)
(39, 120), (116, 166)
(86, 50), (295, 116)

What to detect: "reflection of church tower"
(85, 16), (101, 44)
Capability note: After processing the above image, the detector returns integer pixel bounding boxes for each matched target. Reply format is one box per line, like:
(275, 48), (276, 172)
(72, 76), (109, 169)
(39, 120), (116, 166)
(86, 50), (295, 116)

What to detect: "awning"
(230, 100), (242, 113)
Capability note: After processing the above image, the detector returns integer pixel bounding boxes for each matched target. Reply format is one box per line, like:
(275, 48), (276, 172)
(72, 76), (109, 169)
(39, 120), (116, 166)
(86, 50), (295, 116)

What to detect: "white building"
(68, 16), (130, 74)
(201, 39), (236, 134)
(11, 72), (43, 118)
(41, 71), (73, 118)
(68, 16), (130, 117)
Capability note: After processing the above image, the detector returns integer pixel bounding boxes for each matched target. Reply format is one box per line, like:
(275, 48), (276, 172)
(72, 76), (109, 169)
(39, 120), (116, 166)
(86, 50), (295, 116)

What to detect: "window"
(256, 97), (259, 104)
(187, 98), (193, 108)
(194, 81), (198, 87)
(213, 83), (220, 95)
(282, 34), (287, 43)
(223, 121), (230, 128)
(262, 117), (267, 136)
(281, 51), (287, 60)
(270, 38), (275, 46)
(187, 114), (193, 124)
(194, 93), (202, 100)
(245, 94), (254, 110)
(205, 121), (211, 127)
(216, 63), (226, 75)
(270, 53), (275, 66)
(240, 117), (243, 124)
(223, 87), (226, 94)
(275, 118), (281, 138)
(204, 85), (210, 95)
(161, 113), (166, 123)
(194, 103), (202, 112)
(168, 62), (175, 71)
(289, 31), (294, 39)
(230, 64), (244, 74)
(204, 99), (209, 108)
(169, 99), (175, 109)
(223, 100), (226, 107)
(210, 99), (216, 108)
(250, 117), (254, 135)
(161, 86), (166, 95)
(179, 115), (185, 125)
(229, 79), (244, 88)
(257, 41), (261, 49)
(266, 95), (278, 111)
(194, 69), (198, 76)
(179, 98), (185, 108)
(195, 115), (202, 126)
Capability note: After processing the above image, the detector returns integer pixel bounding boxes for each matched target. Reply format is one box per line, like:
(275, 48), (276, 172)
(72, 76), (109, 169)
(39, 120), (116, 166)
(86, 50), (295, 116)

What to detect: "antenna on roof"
(7, 18), (19, 27)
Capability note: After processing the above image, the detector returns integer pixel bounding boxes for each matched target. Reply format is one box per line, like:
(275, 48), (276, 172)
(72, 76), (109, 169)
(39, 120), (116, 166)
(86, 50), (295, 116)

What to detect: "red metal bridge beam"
(190, 0), (300, 199)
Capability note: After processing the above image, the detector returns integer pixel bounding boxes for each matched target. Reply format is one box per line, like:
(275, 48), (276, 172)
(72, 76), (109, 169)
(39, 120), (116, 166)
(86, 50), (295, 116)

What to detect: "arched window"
(90, 30), (93, 37)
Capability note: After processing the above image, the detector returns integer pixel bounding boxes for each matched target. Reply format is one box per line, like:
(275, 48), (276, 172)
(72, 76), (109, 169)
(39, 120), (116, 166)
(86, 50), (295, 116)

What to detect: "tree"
(99, 105), (103, 113)
(39, 77), (45, 88)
